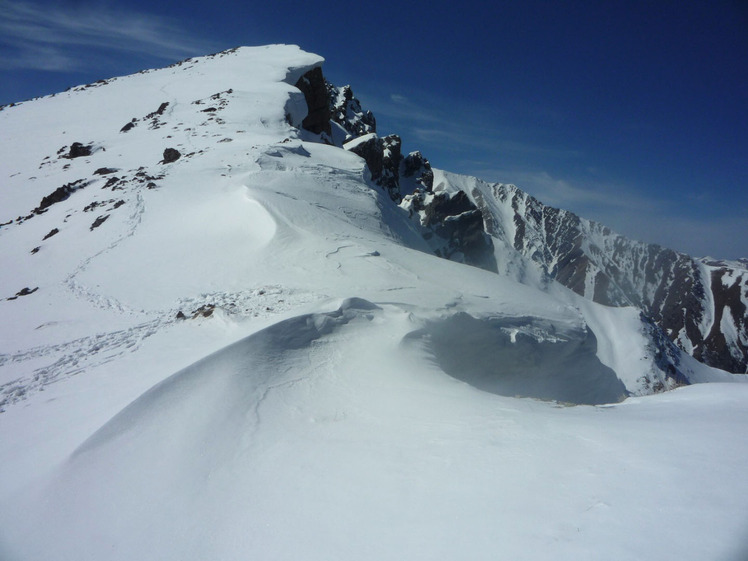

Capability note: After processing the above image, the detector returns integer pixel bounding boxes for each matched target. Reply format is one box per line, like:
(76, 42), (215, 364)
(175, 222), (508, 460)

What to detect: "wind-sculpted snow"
(4, 299), (748, 561)
(1, 45), (748, 561)
(74, 297), (380, 456)
(405, 313), (627, 405)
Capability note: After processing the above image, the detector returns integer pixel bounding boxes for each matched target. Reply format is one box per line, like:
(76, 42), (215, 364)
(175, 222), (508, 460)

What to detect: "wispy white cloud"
(0, 1), (219, 71)
(359, 90), (442, 127)
(412, 127), (583, 159)
(463, 165), (748, 258)
(465, 167), (650, 211)
(356, 86), (581, 161)
(599, 208), (748, 259)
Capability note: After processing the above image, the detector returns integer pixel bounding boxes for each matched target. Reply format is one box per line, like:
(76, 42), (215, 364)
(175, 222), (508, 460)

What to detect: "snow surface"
(1, 45), (747, 560)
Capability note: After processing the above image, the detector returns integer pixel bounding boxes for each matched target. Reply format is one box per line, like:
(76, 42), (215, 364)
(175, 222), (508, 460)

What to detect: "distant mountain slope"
(431, 173), (747, 374)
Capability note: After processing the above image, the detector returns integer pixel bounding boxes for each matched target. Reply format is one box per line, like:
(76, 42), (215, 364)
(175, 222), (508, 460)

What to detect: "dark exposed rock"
(42, 228), (59, 240)
(161, 148), (181, 163)
(147, 102), (169, 118)
(327, 83), (376, 140)
(121, 102), (169, 133)
(7, 287), (38, 300)
(64, 142), (92, 159)
(37, 179), (88, 211)
(94, 167), (118, 175)
(379, 135), (402, 199)
(102, 176), (122, 190)
(639, 312), (691, 389)
(700, 267), (748, 372)
(345, 134), (402, 202)
(90, 215), (109, 231)
(402, 190), (497, 272)
(425, 191), (474, 224)
(191, 304), (215, 318)
(401, 151), (434, 191)
(294, 67), (331, 136)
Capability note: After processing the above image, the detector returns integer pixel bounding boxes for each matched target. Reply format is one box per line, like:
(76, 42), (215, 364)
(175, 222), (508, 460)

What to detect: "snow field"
(4, 301), (748, 560)
(1, 45), (747, 561)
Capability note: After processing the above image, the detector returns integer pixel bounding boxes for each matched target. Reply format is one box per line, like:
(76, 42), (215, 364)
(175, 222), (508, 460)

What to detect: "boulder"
(162, 148), (181, 163)
(65, 142), (92, 158)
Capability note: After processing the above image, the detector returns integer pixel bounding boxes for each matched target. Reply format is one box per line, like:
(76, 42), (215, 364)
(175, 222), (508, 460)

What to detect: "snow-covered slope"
(1, 46), (747, 561)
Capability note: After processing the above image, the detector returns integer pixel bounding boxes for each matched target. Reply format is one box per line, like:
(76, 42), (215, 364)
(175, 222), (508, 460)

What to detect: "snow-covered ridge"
(1, 45), (747, 561)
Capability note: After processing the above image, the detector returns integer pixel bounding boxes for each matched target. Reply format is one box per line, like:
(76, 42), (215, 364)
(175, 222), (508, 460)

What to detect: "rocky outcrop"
(639, 312), (691, 392)
(344, 133), (402, 201)
(341, 130), (495, 272)
(287, 71), (496, 273)
(294, 67), (331, 137)
(401, 151), (434, 193)
(327, 83), (376, 140)
(37, 179), (90, 211)
(63, 142), (93, 159)
(700, 263), (748, 372)
(401, 189), (497, 272)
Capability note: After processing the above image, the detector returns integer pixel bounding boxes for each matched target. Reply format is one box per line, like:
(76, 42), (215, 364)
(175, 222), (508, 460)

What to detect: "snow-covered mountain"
(456, 177), (748, 374)
(1, 46), (747, 561)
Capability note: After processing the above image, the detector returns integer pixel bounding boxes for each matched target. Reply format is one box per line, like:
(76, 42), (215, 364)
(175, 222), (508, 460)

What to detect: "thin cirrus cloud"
(465, 167), (650, 211)
(361, 87), (583, 162)
(411, 126), (583, 160)
(0, 1), (219, 71)
(464, 165), (748, 258)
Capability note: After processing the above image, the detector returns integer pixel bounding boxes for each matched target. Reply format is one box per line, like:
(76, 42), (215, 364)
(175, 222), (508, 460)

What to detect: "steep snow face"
(1, 46), (748, 561)
(434, 169), (748, 374)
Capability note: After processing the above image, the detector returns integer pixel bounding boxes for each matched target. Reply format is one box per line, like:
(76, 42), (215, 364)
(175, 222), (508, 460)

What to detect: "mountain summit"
(1, 46), (747, 561)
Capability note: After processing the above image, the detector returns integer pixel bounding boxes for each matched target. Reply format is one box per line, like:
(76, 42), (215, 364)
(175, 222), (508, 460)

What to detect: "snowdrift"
(1, 45), (747, 561)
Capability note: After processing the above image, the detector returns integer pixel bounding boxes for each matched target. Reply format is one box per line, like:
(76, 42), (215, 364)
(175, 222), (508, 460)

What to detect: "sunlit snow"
(1, 45), (746, 561)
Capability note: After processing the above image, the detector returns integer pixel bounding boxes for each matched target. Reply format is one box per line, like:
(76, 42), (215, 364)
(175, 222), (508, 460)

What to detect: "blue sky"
(2, 0), (746, 259)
